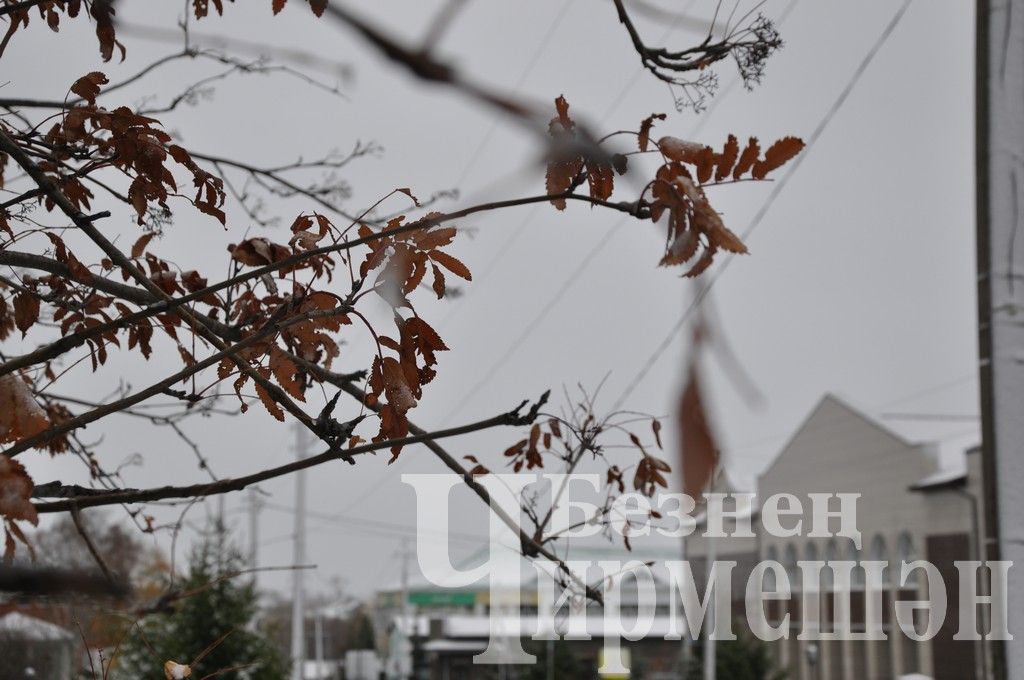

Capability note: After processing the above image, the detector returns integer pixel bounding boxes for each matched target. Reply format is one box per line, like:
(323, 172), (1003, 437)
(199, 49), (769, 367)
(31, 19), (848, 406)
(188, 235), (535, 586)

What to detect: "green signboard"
(407, 591), (476, 606)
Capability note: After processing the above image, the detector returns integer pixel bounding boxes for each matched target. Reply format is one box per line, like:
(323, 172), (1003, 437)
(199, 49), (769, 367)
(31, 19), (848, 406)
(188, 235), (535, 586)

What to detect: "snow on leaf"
(0, 375), (50, 444)
(657, 136), (709, 164)
(163, 661), (192, 679)
(381, 357), (416, 415)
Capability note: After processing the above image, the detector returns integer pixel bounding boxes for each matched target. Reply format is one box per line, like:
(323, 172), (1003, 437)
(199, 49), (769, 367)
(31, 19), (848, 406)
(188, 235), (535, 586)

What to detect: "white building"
(686, 394), (990, 680)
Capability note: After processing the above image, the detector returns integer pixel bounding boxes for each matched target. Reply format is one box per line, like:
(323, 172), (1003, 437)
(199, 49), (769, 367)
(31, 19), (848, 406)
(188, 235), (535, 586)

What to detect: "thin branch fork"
(1, 304), (349, 458)
(0, 127), (340, 465)
(0, 0), (58, 18)
(286, 357), (604, 603)
(0, 191), (646, 381)
(32, 398), (546, 512)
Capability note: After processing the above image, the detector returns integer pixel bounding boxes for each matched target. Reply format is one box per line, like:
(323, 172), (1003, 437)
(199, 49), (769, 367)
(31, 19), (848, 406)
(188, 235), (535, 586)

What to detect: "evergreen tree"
(524, 639), (582, 680)
(685, 631), (788, 680)
(115, 524), (288, 680)
(347, 608), (377, 651)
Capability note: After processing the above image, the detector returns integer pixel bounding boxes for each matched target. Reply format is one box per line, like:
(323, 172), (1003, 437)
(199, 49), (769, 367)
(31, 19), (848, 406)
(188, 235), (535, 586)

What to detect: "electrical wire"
(612, 0), (915, 410)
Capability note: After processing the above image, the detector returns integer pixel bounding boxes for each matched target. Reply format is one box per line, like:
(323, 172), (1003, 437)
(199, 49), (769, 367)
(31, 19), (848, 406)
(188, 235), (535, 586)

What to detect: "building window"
(784, 544), (799, 592)
(765, 545), (779, 592)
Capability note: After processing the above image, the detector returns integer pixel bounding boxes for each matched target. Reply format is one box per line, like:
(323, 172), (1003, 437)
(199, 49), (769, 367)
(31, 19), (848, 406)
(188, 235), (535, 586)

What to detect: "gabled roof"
(757, 393), (913, 483)
(758, 392), (978, 493)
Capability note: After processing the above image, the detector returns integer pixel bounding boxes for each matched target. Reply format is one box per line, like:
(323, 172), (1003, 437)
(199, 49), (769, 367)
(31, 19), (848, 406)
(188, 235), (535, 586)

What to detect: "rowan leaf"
(381, 357), (416, 415)
(732, 137), (760, 180)
(553, 95), (572, 129)
(413, 227), (457, 251)
(429, 251), (471, 281)
(90, 0), (124, 63)
(229, 238), (290, 267)
(431, 264), (446, 299)
(715, 134), (739, 181)
(587, 161), (615, 202)
(270, 347), (305, 401)
(0, 375), (50, 444)
(683, 246), (716, 279)
(752, 136), (805, 179)
(0, 456), (38, 525)
(12, 292), (39, 336)
(638, 113), (667, 152)
(254, 381), (285, 421)
(678, 364), (718, 498)
(70, 71), (108, 107)
(657, 136), (709, 164)
(545, 95), (583, 210)
(396, 187), (420, 206)
(131, 233), (155, 259)
(545, 157), (583, 210)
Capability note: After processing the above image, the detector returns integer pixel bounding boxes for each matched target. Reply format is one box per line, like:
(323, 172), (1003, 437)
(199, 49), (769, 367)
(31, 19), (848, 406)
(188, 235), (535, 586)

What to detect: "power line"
(725, 372), (978, 454)
(333, 0), (737, 510)
(259, 500), (489, 545)
(451, 0), (579, 190)
(436, 0), (701, 330)
(441, 220), (622, 422)
(450, 0), (807, 415)
(612, 0), (915, 410)
(439, 0), (754, 419)
(429, 1), (577, 328)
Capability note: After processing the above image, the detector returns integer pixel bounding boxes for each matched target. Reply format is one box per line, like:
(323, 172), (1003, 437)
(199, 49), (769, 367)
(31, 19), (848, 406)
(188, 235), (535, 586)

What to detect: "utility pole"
(397, 538), (413, 680)
(703, 515), (716, 680)
(291, 424), (309, 680)
(977, 0), (1023, 678)
(314, 611), (324, 675)
(247, 486), (263, 633)
(248, 487), (262, 575)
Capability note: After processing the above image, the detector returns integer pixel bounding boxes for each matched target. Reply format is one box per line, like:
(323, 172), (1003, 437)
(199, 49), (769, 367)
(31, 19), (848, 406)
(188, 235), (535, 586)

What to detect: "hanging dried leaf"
(545, 157), (583, 210)
(69, 71), (108, 107)
(253, 368), (285, 421)
(638, 113), (667, 152)
(131, 233), (155, 259)
(677, 365), (718, 498)
(229, 238), (291, 267)
(381, 357), (416, 415)
(12, 292), (39, 336)
(0, 456), (38, 525)
(587, 161), (615, 202)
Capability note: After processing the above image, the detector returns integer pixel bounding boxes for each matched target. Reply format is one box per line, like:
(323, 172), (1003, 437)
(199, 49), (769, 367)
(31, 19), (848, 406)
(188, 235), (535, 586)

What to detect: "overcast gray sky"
(9, 0), (977, 598)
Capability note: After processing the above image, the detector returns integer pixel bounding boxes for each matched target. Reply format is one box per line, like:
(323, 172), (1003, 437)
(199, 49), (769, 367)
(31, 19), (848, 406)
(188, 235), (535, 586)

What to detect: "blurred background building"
(366, 394), (988, 680)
